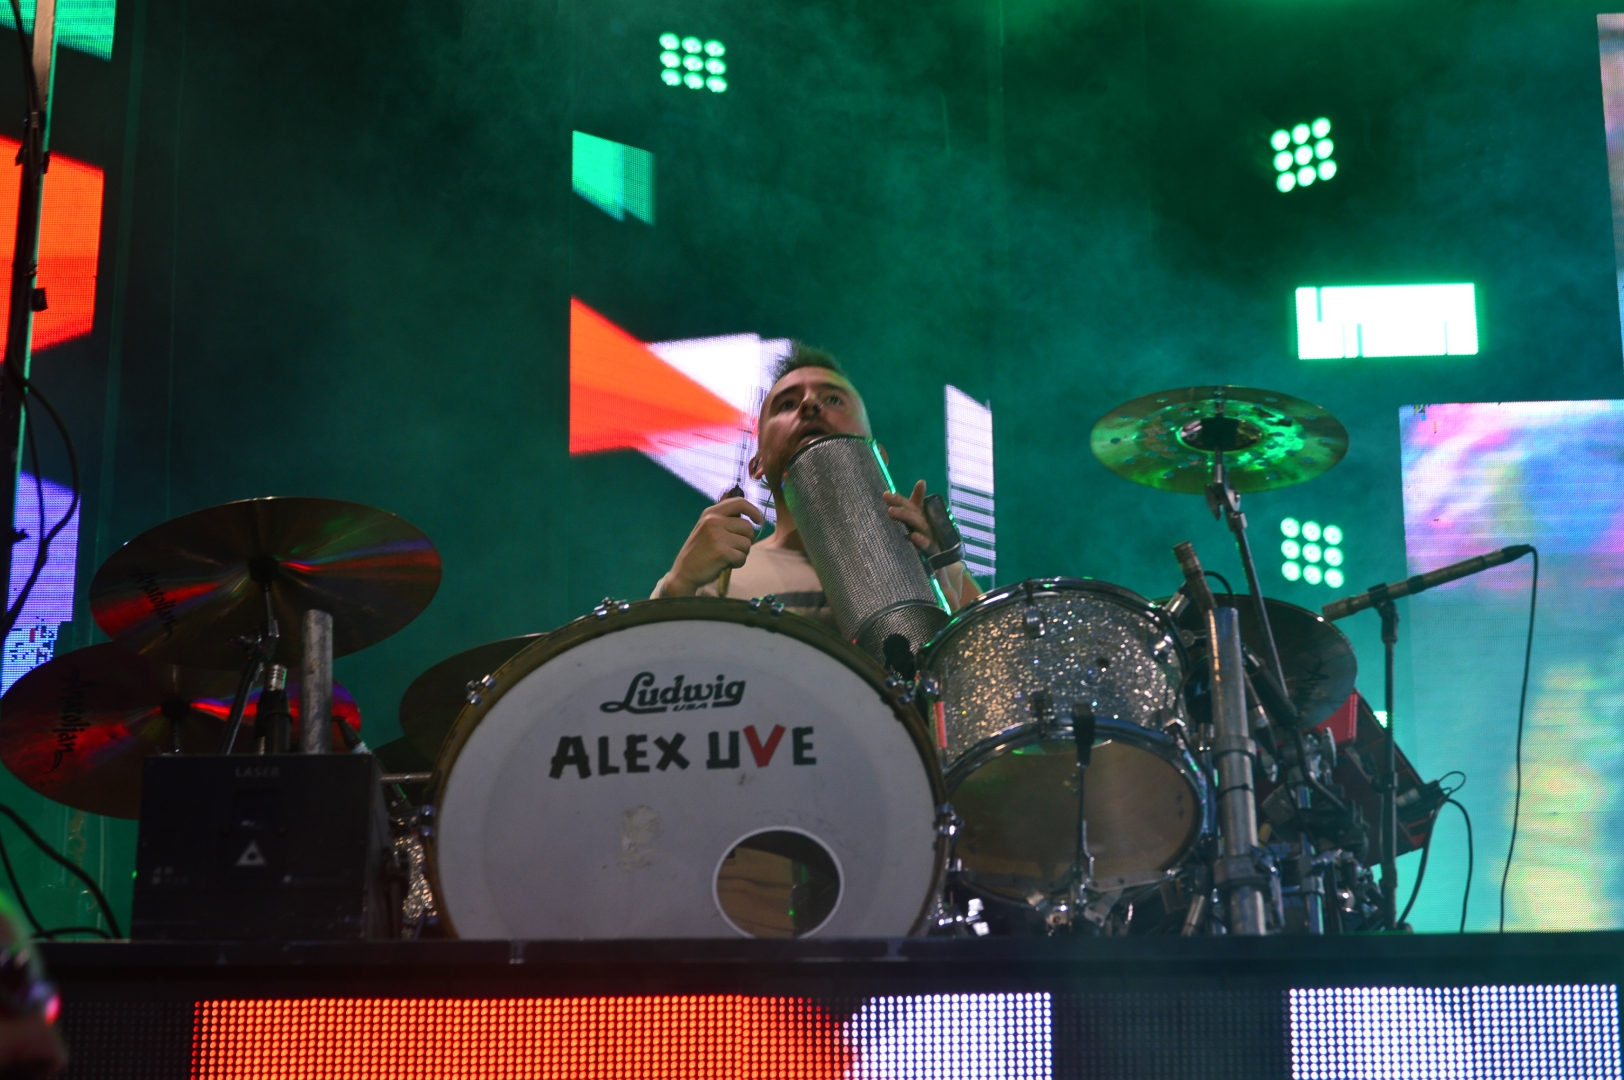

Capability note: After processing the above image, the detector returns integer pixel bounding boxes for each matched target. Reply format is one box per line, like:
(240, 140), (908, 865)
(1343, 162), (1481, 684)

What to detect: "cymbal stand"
(1373, 591), (1400, 931)
(217, 582), (280, 754)
(1205, 451), (1289, 696)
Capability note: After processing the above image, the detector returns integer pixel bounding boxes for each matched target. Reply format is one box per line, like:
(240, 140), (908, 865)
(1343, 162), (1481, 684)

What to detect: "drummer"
(652, 344), (982, 625)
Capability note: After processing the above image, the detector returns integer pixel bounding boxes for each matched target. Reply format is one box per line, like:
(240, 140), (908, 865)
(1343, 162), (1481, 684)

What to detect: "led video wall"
(1401, 400), (1624, 932)
(185, 987), (1620, 1079)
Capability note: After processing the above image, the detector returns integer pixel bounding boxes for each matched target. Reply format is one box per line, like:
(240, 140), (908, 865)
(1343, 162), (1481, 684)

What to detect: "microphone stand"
(1206, 450), (1289, 696)
(1373, 588), (1400, 931)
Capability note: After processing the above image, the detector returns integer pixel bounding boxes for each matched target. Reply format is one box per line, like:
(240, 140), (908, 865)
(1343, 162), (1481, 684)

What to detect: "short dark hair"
(770, 341), (846, 385)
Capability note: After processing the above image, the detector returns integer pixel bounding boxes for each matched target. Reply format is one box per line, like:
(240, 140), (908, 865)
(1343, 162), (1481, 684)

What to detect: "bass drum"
(430, 597), (947, 939)
(921, 578), (1206, 905)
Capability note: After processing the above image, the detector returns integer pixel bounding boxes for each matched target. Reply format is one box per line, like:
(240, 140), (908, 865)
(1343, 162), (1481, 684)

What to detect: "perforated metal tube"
(782, 435), (947, 662)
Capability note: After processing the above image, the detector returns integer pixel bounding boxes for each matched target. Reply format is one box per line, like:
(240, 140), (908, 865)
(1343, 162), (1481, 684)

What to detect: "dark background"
(5, 0), (1621, 930)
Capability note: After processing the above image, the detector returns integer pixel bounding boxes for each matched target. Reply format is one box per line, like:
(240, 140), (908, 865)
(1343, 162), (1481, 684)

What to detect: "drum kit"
(0, 385), (1441, 940)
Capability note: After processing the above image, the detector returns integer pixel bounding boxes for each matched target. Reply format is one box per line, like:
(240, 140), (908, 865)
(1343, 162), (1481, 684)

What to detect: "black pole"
(0, 0), (55, 613)
(1376, 595), (1400, 931)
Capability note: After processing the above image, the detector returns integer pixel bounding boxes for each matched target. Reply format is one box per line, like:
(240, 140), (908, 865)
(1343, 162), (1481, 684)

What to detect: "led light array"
(660, 34), (727, 92)
(1271, 118), (1336, 193)
(1281, 517), (1343, 588)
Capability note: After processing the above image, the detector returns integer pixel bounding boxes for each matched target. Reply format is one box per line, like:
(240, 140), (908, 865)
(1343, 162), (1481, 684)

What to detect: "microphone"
(1321, 544), (1534, 622)
(1173, 541), (1218, 614)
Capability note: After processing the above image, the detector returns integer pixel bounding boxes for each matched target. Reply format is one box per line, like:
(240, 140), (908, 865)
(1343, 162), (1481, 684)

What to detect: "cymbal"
(0, 643), (362, 818)
(1091, 385), (1348, 494)
(90, 497), (441, 670)
(1165, 594), (1356, 728)
(400, 634), (543, 759)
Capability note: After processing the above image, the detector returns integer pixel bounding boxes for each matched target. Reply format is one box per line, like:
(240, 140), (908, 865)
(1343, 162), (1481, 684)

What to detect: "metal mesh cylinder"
(782, 435), (948, 661)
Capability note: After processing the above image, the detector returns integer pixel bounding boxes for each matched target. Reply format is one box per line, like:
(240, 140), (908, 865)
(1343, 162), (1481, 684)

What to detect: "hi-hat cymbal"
(90, 497), (441, 670)
(0, 644), (362, 818)
(1164, 593), (1356, 728)
(399, 634), (543, 759)
(1092, 385), (1348, 494)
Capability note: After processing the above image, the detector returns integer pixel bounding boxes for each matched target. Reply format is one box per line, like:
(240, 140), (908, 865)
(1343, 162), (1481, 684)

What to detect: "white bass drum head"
(431, 598), (945, 939)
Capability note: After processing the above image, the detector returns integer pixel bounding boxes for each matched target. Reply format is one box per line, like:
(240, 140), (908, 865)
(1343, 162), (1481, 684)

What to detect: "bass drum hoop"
(943, 715), (1212, 887)
(427, 595), (951, 939)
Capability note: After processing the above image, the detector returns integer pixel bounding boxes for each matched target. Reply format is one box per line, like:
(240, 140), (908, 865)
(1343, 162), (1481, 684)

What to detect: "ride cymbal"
(399, 634), (543, 759)
(1164, 593), (1357, 729)
(0, 644), (362, 818)
(1092, 385), (1348, 494)
(90, 497), (440, 670)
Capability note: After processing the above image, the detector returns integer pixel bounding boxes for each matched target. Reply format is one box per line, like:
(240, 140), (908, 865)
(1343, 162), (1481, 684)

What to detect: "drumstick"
(717, 483), (746, 598)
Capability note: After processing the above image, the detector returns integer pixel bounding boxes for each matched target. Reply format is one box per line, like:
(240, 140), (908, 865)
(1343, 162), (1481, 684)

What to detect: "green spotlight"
(1323, 525), (1342, 545)
(684, 55), (703, 71)
(661, 51), (680, 68)
(684, 72), (704, 89)
(682, 36), (702, 52)
(1294, 145), (1313, 166)
(1324, 547), (1343, 567)
(705, 40), (726, 56)
(1281, 518), (1301, 538)
(1283, 562), (1302, 582)
(661, 70), (681, 86)
(1312, 117), (1331, 138)
(1317, 161), (1336, 181)
(1304, 565), (1323, 585)
(1270, 118), (1337, 193)
(706, 76), (728, 93)
(1303, 543), (1322, 564)
(1282, 539), (1301, 559)
(1292, 124), (1310, 144)
(660, 32), (680, 49)
(1302, 521), (1322, 542)
(706, 59), (726, 74)
(1271, 130), (1291, 151)
(1277, 173), (1296, 193)
(1274, 151), (1294, 173)
(1325, 568), (1345, 588)
(1315, 139), (1334, 160)
(1297, 166), (1316, 186)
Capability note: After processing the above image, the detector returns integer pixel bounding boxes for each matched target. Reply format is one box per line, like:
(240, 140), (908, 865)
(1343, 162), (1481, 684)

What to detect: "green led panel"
(1279, 517), (1345, 589)
(1270, 117), (1336, 193)
(571, 131), (654, 224)
(1, 0), (115, 60)
(1297, 284), (1478, 359)
(659, 33), (727, 92)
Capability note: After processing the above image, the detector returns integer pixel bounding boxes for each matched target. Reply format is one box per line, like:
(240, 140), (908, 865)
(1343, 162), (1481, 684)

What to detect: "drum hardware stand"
(1208, 606), (1270, 935)
(217, 570), (282, 754)
(1372, 591), (1401, 931)
(1200, 434), (1289, 696)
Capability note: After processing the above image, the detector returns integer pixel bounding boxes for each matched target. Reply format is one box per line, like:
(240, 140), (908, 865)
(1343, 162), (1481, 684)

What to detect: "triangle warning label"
(234, 841), (268, 868)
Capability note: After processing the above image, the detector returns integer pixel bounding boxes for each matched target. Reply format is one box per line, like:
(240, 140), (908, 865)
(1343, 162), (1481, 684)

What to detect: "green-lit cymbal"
(1091, 385), (1348, 494)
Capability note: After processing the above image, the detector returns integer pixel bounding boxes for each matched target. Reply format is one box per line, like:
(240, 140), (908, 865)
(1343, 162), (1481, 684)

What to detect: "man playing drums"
(653, 344), (981, 624)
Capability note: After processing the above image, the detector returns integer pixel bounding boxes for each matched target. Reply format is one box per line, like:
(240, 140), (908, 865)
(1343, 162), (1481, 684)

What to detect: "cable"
(37, 926), (111, 940)
(1449, 797), (1473, 934)
(1397, 809), (1436, 929)
(0, 805), (122, 938)
(1498, 549), (1538, 933)
(1203, 570), (1235, 596)
(0, 820), (44, 937)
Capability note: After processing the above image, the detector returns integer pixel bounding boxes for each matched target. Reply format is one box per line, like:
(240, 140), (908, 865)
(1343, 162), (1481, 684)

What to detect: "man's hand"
(885, 480), (982, 611)
(662, 497), (765, 597)
(884, 480), (937, 554)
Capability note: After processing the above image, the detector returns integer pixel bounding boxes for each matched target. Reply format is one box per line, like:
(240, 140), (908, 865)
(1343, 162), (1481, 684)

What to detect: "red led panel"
(0, 139), (103, 355)
(569, 298), (743, 455)
(192, 996), (853, 1079)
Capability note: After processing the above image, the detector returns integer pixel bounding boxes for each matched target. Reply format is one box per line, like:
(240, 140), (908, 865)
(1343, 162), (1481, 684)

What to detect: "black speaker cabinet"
(133, 754), (397, 941)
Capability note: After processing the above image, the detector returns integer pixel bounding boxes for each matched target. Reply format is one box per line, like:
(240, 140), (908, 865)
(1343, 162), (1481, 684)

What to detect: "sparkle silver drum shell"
(920, 578), (1204, 896)
(428, 597), (948, 939)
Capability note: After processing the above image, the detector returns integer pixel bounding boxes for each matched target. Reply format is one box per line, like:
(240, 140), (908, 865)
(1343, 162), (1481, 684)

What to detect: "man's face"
(749, 366), (870, 490)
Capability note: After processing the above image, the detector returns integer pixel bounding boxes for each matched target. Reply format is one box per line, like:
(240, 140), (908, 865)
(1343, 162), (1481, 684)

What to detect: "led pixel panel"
(0, 138), (103, 355)
(1290, 985), (1622, 1078)
(3, 472), (76, 693)
(1296, 284), (1478, 359)
(945, 385), (995, 582)
(573, 132), (655, 224)
(192, 993), (1055, 1079)
(0, 0), (116, 60)
(1401, 401), (1624, 931)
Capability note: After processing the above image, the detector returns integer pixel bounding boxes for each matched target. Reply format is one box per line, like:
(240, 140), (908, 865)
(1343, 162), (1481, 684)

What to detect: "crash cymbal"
(90, 497), (441, 670)
(400, 634), (543, 759)
(1092, 385), (1348, 494)
(0, 644), (362, 818)
(1166, 593), (1356, 728)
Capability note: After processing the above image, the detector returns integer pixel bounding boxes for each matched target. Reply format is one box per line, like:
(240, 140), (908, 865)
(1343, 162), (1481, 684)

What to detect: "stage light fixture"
(1281, 518), (1301, 539)
(1283, 561), (1302, 582)
(661, 34), (728, 91)
(1272, 117), (1336, 193)
(1297, 284), (1478, 358)
(1279, 518), (1345, 588)
(1304, 565), (1323, 585)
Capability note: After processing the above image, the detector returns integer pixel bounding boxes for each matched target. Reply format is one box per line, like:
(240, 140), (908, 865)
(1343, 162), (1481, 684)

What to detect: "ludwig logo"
(600, 672), (745, 715)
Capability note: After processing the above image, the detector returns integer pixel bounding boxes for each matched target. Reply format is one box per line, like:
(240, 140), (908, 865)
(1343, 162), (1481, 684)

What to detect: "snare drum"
(921, 579), (1207, 903)
(430, 597), (947, 939)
